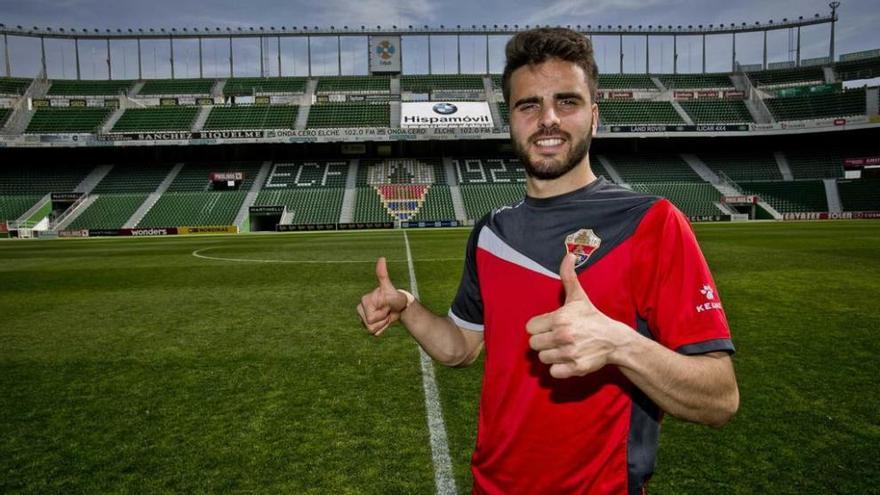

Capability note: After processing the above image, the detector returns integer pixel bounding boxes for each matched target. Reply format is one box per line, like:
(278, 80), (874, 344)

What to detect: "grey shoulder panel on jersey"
(486, 178), (659, 276)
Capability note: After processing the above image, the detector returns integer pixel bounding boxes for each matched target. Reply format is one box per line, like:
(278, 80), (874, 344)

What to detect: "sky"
(0, 0), (877, 79)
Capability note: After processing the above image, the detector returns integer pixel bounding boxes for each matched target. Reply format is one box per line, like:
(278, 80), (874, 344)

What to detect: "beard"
(513, 127), (592, 181)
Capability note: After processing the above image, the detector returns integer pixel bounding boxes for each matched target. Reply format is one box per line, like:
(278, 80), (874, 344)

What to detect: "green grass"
(1, 221), (879, 494)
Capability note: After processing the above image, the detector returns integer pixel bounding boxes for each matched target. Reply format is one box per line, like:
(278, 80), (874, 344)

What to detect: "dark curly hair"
(501, 27), (599, 104)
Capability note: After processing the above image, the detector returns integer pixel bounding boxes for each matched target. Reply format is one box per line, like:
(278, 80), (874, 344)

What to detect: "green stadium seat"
(785, 151), (845, 180)
(26, 107), (112, 133)
(47, 80), (134, 96)
(0, 77), (31, 96)
(307, 103), (389, 128)
(401, 75), (485, 93)
(837, 178), (880, 211)
(834, 56), (880, 81)
(740, 181), (828, 212)
(255, 189), (344, 224)
(203, 105), (298, 130)
(460, 184), (526, 220)
(598, 101), (684, 125)
(699, 152), (782, 182)
(137, 191), (247, 227)
(68, 194), (148, 229)
(92, 163), (176, 193)
(629, 182), (723, 217)
(357, 158), (444, 186)
(166, 162), (263, 192)
(659, 74), (734, 89)
(0, 195), (44, 221)
(111, 107), (199, 132)
(139, 79), (214, 95)
(316, 76), (390, 94)
(765, 88), (866, 121)
(679, 100), (754, 123)
(224, 77), (307, 96)
(598, 74), (656, 90)
(747, 67), (824, 88)
(607, 154), (702, 183)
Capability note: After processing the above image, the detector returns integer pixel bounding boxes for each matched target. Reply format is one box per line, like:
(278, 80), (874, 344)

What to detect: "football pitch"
(1, 221), (878, 494)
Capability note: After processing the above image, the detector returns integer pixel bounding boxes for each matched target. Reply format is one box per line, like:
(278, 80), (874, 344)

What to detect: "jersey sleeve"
(449, 218), (485, 332)
(631, 200), (734, 355)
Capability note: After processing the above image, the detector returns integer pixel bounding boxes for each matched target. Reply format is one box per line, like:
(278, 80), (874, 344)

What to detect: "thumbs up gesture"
(357, 257), (410, 337)
(526, 253), (630, 379)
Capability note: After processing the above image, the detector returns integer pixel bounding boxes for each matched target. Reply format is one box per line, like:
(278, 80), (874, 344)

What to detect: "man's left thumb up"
(560, 253), (591, 305)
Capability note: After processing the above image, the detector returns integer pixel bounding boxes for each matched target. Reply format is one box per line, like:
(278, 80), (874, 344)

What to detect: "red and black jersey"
(449, 177), (734, 495)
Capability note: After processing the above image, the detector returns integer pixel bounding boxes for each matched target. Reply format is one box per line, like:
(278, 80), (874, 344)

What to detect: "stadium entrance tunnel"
(249, 205), (285, 231)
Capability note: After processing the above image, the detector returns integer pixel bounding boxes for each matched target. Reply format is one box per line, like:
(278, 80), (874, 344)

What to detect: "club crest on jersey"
(564, 229), (602, 268)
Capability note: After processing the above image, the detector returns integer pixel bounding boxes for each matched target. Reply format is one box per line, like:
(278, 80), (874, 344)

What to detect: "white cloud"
(520, 0), (675, 26)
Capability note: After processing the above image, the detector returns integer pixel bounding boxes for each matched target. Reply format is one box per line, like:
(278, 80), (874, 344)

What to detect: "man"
(357, 27), (738, 495)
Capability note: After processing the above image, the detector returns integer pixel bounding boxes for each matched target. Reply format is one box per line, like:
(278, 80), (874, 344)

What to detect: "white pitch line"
(191, 245), (461, 264)
(403, 230), (458, 495)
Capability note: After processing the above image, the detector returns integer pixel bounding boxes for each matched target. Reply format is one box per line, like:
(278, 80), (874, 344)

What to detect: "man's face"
(508, 58), (598, 181)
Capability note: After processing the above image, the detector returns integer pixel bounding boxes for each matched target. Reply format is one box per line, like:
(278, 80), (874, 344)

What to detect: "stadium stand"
(747, 66), (825, 88)
(255, 160), (348, 224)
(91, 162), (176, 193)
(138, 79), (214, 95)
(0, 163), (93, 195)
(453, 157), (524, 184)
(316, 76), (390, 94)
(357, 158), (445, 185)
(699, 152), (783, 182)
(223, 77), (307, 96)
(659, 74), (734, 89)
(0, 163), (94, 221)
(67, 193), (147, 229)
(598, 74), (657, 90)
(166, 162), (263, 191)
(834, 56), (880, 81)
(837, 178), (880, 211)
(307, 103), (389, 128)
(410, 185), (457, 221)
(354, 186), (395, 222)
(765, 88), (866, 121)
(47, 80), (134, 96)
(498, 102), (510, 126)
(111, 107), (200, 132)
(0, 108), (11, 127)
(785, 151), (845, 179)
(0, 77), (31, 95)
(629, 182), (724, 216)
(0, 195), (44, 221)
(598, 100), (685, 125)
(740, 181), (828, 212)
(25, 107), (112, 133)
(460, 183), (526, 220)
(202, 105), (299, 130)
(263, 160), (349, 188)
(255, 189), (345, 224)
(400, 75), (485, 93)
(137, 191), (247, 227)
(678, 100), (754, 123)
(606, 154), (703, 183)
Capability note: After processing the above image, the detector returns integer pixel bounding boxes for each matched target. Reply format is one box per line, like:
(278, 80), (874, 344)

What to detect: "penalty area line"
(403, 230), (458, 495)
